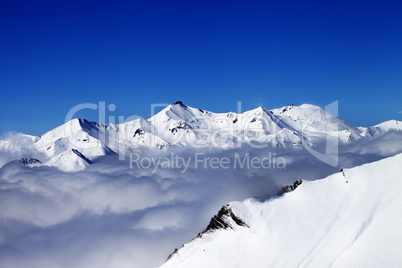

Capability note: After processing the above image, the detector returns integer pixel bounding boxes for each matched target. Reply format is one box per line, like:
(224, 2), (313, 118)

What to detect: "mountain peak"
(173, 101), (187, 108)
(256, 106), (270, 113)
(299, 103), (323, 110)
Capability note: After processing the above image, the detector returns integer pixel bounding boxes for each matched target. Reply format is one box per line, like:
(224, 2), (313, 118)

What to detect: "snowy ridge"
(33, 119), (115, 171)
(161, 153), (402, 268)
(1, 102), (402, 171)
(360, 120), (402, 137)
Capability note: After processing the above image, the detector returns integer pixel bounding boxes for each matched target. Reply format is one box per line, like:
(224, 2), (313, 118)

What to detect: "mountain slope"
(33, 118), (115, 171)
(161, 153), (402, 268)
(360, 120), (402, 138)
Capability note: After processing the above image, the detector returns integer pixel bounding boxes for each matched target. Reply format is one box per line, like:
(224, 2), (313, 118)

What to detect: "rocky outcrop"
(165, 204), (249, 262)
(133, 128), (145, 137)
(71, 149), (92, 164)
(14, 158), (42, 166)
(281, 179), (303, 193)
(202, 205), (249, 234)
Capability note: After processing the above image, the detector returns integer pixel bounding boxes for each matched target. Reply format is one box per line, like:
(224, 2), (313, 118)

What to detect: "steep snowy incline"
(32, 118), (115, 171)
(161, 153), (402, 268)
(270, 104), (363, 142)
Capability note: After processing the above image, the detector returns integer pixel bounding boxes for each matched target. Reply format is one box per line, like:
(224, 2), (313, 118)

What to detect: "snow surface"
(161, 153), (402, 268)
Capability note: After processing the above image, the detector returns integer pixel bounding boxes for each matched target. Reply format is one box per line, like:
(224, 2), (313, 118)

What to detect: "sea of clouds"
(1, 131), (401, 267)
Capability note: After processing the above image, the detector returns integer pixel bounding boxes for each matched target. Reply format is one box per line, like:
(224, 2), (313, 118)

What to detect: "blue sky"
(1, 0), (401, 136)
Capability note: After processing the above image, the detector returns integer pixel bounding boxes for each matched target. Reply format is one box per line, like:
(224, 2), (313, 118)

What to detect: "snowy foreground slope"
(161, 153), (402, 268)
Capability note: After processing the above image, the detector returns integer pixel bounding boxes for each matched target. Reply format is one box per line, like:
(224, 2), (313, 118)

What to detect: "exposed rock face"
(203, 205), (249, 234)
(133, 128), (145, 137)
(14, 158), (42, 166)
(165, 204), (249, 262)
(340, 168), (348, 183)
(71, 149), (92, 164)
(170, 121), (192, 134)
(281, 179), (303, 193)
(173, 101), (187, 109)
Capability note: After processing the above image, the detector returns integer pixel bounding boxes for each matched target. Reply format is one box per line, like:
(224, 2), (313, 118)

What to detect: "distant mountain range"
(1, 101), (401, 171)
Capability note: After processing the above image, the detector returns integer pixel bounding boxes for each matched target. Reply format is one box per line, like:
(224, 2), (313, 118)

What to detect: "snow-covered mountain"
(359, 120), (402, 138)
(1, 101), (402, 171)
(161, 153), (402, 268)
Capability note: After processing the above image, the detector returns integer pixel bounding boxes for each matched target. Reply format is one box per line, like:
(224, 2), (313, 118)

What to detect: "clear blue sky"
(1, 0), (401, 136)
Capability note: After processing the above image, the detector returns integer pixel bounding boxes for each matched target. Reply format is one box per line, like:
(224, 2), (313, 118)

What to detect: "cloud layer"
(1, 132), (402, 267)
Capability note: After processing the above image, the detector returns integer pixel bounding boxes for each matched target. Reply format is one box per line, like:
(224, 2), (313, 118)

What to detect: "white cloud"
(1, 139), (402, 268)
